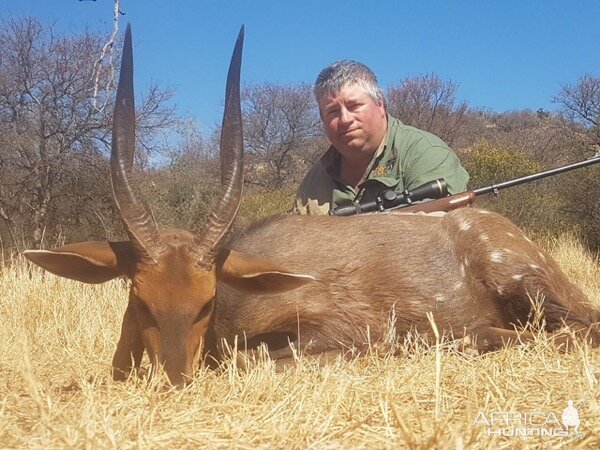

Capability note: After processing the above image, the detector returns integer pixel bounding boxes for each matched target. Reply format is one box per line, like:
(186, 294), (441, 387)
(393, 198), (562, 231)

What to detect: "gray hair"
(314, 60), (385, 105)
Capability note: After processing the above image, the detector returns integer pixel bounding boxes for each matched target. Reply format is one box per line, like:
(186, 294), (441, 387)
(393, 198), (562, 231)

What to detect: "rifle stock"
(398, 191), (477, 213)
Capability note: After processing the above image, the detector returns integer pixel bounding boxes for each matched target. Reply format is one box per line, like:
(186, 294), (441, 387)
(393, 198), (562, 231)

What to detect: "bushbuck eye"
(136, 298), (149, 313)
(135, 299), (156, 323)
(195, 298), (214, 324)
(132, 298), (158, 331)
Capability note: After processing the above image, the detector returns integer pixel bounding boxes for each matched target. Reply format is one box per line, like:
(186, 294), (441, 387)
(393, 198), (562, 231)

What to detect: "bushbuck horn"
(192, 26), (244, 268)
(111, 24), (165, 262)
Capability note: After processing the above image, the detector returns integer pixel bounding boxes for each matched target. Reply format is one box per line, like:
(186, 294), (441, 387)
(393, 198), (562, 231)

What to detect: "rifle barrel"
(472, 153), (600, 196)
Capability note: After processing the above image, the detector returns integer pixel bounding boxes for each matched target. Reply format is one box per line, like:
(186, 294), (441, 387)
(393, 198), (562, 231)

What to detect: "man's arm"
(404, 145), (469, 194)
(293, 166), (333, 215)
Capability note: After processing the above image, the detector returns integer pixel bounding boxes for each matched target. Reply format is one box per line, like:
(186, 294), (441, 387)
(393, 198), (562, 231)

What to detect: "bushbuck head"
(24, 25), (313, 386)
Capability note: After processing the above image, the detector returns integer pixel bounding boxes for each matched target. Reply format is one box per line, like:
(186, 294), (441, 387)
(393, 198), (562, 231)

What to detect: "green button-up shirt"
(294, 115), (469, 215)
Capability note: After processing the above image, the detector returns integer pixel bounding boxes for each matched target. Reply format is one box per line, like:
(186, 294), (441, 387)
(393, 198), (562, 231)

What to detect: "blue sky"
(2, 0), (600, 134)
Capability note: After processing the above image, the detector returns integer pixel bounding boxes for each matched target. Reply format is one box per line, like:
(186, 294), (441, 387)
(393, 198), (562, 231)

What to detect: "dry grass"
(1, 235), (599, 449)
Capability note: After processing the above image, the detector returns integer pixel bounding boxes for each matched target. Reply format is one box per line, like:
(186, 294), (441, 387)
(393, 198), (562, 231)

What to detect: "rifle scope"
(330, 178), (448, 216)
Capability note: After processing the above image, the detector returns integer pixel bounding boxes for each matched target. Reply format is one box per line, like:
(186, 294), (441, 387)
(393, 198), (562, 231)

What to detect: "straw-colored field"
(1, 235), (599, 449)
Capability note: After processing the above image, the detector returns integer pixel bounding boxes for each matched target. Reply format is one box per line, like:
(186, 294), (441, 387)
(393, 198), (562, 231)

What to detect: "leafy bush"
(559, 164), (600, 251)
(236, 189), (295, 228)
(462, 140), (576, 238)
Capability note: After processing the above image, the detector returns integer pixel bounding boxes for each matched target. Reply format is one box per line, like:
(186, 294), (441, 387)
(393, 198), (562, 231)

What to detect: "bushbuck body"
(25, 27), (600, 386)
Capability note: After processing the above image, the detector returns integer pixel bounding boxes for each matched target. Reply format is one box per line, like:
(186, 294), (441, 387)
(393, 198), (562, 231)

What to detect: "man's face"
(318, 83), (387, 162)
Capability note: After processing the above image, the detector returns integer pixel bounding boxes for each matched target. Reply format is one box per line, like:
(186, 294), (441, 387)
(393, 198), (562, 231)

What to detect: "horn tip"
(123, 24), (133, 56)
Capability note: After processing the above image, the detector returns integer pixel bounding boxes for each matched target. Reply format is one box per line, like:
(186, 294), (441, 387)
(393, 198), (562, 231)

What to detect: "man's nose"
(339, 107), (352, 124)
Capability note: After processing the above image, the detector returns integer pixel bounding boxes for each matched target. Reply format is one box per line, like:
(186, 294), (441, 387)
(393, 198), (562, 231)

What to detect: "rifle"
(330, 152), (600, 216)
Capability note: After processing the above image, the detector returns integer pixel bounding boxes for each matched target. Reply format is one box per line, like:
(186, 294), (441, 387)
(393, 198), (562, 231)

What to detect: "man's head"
(314, 60), (387, 162)
(314, 60), (385, 106)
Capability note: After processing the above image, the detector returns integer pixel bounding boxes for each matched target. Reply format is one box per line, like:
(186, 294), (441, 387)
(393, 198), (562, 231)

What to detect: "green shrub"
(142, 170), (221, 232)
(464, 140), (544, 187)
(236, 189), (295, 228)
(463, 140), (576, 238)
(558, 164), (600, 252)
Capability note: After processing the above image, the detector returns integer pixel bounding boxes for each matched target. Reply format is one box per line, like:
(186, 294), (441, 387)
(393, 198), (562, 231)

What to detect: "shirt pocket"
(358, 176), (404, 204)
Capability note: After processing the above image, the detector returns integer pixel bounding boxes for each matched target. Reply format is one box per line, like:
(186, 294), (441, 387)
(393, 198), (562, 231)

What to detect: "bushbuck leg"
(446, 208), (600, 344)
(111, 297), (144, 381)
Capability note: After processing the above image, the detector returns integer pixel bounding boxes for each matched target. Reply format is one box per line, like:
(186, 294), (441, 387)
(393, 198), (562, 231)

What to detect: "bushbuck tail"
(25, 26), (600, 386)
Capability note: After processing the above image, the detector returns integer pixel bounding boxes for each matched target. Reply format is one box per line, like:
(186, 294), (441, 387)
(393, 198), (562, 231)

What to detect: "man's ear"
(24, 241), (134, 283)
(218, 249), (316, 293)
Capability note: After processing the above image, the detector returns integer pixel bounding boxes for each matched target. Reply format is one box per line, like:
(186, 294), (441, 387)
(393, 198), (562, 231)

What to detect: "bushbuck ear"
(219, 249), (315, 293)
(24, 241), (134, 283)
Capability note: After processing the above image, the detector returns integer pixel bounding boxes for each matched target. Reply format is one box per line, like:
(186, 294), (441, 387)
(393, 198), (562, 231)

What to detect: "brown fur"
(204, 208), (600, 363)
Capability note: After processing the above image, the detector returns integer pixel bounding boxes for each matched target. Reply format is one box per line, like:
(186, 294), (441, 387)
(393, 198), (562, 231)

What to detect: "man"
(294, 60), (469, 215)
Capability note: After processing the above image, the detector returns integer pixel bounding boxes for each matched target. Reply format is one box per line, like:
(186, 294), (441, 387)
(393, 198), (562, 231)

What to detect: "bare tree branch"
(91, 0), (122, 112)
(553, 74), (600, 143)
(386, 74), (469, 148)
(241, 83), (322, 188)
(0, 17), (180, 250)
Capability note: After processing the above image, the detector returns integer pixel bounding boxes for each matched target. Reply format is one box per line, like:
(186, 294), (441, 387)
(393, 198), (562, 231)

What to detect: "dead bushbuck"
(24, 26), (600, 386)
